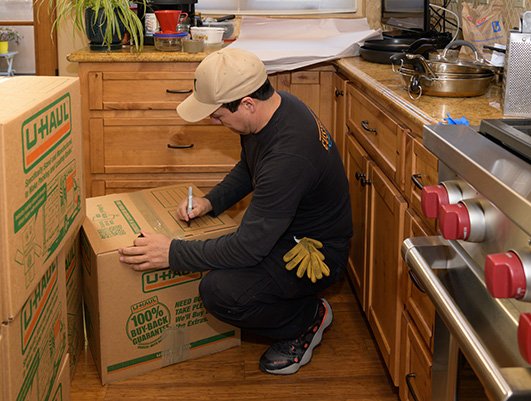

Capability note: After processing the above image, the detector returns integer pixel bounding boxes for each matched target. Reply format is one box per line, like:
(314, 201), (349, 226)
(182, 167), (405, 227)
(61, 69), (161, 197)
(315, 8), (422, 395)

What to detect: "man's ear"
(241, 97), (256, 111)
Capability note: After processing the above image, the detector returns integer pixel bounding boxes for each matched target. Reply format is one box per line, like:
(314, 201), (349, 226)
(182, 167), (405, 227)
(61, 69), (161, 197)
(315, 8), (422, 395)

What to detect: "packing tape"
(160, 327), (190, 365)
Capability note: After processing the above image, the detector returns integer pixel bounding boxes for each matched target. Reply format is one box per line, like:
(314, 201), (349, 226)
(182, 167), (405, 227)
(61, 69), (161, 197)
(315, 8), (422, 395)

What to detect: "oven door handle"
(402, 236), (513, 401)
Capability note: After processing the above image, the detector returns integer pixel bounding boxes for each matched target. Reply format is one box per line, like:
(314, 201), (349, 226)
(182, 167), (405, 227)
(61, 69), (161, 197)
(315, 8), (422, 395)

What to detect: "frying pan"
(360, 38), (438, 64)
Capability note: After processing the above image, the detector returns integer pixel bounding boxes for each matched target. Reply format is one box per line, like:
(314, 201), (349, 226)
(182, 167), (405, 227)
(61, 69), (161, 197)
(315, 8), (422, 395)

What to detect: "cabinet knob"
(335, 89), (344, 97)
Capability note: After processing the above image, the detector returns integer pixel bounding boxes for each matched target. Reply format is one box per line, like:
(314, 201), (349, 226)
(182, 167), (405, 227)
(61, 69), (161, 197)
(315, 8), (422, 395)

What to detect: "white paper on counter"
(227, 17), (381, 73)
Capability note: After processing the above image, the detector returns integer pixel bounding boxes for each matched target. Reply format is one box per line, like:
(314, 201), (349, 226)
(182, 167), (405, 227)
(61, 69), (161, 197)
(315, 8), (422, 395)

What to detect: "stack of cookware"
(359, 32), (452, 64)
(392, 40), (499, 99)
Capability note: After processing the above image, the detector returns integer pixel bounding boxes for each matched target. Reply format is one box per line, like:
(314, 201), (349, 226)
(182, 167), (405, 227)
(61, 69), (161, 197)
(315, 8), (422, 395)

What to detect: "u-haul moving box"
(0, 76), (85, 323)
(49, 353), (71, 401)
(58, 233), (84, 378)
(81, 184), (241, 384)
(1, 257), (68, 401)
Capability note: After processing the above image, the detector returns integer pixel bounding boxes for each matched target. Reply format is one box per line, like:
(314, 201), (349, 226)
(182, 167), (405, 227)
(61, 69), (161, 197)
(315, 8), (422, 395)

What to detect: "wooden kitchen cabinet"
(365, 162), (407, 385)
(344, 134), (370, 310)
(402, 209), (436, 350)
(270, 66), (335, 132)
(344, 79), (409, 385)
(78, 62), (240, 199)
(332, 73), (348, 162)
(78, 62), (335, 201)
(399, 311), (432, 401)
(404, 135), (439, 232)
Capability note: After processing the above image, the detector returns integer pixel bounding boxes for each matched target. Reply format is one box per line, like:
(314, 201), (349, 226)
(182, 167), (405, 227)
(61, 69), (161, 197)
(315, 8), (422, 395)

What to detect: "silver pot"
(393, 40), (495, 99)
(397, 68), (494, 99)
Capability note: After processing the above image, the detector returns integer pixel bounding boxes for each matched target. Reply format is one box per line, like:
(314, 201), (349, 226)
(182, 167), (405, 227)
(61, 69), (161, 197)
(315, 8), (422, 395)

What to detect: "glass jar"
(153, 31), (188, 52)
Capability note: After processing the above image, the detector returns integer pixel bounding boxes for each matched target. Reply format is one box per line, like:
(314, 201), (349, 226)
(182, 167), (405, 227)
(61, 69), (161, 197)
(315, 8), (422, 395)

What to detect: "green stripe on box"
(114, 200), (141, 234)
(107, 351), (162, 372)
(190, 330), (236, 349)
(107, 330), (236, 373)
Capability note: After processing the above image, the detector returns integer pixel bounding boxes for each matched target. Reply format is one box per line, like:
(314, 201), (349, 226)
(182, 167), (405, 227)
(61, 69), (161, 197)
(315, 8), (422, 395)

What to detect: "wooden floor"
(70, 278), (399, 401)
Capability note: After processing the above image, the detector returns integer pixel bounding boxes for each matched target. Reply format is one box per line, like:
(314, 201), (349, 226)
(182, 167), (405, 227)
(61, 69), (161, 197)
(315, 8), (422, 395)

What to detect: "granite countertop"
(335, 57), (503, 127)
(68, 48), (504, 128)
(67, 46), (207, 63)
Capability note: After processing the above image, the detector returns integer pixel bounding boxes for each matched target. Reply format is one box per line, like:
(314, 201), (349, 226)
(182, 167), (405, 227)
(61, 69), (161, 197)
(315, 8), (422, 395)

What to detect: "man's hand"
(118, 231), (172, 271)
(176, 196), (213, 223)
(283, 237), (330, 283)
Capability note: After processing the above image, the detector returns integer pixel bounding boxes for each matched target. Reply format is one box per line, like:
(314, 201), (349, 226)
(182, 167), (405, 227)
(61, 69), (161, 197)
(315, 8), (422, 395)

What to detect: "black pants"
(199, 240), (348, 341)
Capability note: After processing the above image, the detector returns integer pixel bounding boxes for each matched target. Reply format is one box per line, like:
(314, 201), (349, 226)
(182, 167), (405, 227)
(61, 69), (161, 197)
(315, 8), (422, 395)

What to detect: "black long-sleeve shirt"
(169, 91), (352, 275)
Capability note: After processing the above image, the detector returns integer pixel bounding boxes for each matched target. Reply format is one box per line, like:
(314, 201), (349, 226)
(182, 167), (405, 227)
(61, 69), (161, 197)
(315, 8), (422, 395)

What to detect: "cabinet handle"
(167, 143), (194, 149)
(361, 120), (377, 134)
(335, 89), (344, 97)
(411, 174), (424, 190)
(360, 176), (371, 187)
(166, 89), (193, 94)
(405, 373), (421, 401)
(408, 270), (426, 293)
(355, 172), (364, 181)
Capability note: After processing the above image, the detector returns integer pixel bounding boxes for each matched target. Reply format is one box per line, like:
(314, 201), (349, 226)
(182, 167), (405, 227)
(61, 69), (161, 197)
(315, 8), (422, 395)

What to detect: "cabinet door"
(399, 312), (432, 401)
(332, 73), (348, 163)
(346, 84), (406, 187)
(366, 163), (407, 386)
(403, 209), (436, 350)
(405, 136), (438, 232)
(345, 134), (370, 310)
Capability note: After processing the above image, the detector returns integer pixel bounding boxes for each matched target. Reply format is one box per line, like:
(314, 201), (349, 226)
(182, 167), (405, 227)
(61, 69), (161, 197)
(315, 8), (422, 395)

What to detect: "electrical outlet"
(513, 0), (525, 7)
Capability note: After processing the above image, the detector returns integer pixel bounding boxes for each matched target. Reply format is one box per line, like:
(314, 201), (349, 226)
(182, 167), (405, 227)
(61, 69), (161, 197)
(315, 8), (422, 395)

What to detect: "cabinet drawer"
(346, 84), (406, 187)
(399, 312), (432, 401)
(404, 209), (435, 350)
(405, 137), (438, 232)
(88, 71), (196, 111)
(89, 119), (240, 174)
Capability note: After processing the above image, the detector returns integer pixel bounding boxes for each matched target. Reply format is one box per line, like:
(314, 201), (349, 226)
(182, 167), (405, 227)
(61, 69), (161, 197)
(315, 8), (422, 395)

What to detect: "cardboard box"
(58, 233), (84, 379)
(81, 184), (241, 384)
(49, 354), (71, 401)
(0, 76), (85, 323)
(1, 257), (68, 401)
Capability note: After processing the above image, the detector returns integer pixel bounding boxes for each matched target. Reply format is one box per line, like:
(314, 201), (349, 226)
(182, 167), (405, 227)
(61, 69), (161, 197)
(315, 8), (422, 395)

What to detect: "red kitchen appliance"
(155, 10), (188, 33)
(403, 119), (531, 400)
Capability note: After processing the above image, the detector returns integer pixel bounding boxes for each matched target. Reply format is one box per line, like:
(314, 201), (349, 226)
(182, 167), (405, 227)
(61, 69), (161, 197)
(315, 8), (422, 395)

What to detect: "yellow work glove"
(283, 237), (330, 283)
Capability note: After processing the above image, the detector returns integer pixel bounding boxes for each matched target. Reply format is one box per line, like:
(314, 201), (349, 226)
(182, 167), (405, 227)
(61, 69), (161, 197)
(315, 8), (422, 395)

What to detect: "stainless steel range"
(402, 119), (531, 401)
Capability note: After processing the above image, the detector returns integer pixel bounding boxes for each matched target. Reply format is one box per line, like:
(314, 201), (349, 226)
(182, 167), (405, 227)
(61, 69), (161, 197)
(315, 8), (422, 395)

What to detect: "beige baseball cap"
(176, 48), (268, 122)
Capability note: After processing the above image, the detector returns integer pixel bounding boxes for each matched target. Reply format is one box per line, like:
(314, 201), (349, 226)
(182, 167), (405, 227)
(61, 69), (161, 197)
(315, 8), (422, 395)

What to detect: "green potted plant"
(38, 0), (146, 51)
(0, 27), (23, 54)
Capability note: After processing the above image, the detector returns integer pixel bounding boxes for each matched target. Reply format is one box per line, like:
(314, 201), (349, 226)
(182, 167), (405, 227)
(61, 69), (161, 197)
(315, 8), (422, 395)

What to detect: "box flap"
(0, 77), (79, 124)
(83, 184), (238, 255)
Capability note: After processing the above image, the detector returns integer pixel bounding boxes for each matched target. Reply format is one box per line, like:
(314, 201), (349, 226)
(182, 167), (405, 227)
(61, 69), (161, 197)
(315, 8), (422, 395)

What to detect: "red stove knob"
(518, 313), (531, 364)
(485, 251), (526, 299)
(439, 203), (471, 240)
(421, 185), (449, 219)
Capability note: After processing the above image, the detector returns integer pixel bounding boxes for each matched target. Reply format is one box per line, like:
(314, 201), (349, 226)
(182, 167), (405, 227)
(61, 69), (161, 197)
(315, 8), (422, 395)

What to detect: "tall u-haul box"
(82, 184), (241, 384)
(0, 76), (85, 323)
(1, 258), (68, 401)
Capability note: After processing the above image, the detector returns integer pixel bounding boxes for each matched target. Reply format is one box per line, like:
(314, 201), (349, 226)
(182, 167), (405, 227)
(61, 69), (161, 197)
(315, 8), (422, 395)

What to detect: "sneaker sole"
(263, 299), (333, 375)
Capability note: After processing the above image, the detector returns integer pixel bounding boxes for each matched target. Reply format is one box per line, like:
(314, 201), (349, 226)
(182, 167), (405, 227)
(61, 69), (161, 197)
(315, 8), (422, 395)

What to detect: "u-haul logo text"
(21, 262), (58, 353)
(142, 269), (202, 293)
(21, 93), (72, 173)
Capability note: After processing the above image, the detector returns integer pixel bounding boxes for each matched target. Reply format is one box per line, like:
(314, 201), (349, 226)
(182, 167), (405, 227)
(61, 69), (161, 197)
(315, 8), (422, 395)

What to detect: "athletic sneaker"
(259, 298), (333, 375)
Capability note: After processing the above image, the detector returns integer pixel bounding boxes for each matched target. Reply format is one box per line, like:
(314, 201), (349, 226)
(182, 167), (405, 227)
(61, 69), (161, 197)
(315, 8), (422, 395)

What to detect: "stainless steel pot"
(397, 69), (494, 99)
(393, 40), (495, 99)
